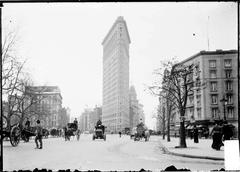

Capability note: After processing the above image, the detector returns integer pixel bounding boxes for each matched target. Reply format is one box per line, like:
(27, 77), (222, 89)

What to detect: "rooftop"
(179, 49), (237, 64)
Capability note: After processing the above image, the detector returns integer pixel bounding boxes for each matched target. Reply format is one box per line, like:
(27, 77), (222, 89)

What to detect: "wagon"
(64, 123), (79, 141)
(134, 124), (150, 142)
(21, 126), (37, 142)
(92, 124), (106, 141)
(2, 123), (21, 147)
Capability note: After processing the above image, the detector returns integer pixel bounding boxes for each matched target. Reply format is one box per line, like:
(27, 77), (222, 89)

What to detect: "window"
(196, 95), (201, 106)
(210, 70), (217, 78)
(210, 82), (217, 91)
(227, 95), (233, 104)
(224, 59), (232, 68)
(197, 108), (201, 119)
(211, 95), (218, 104)
(188, 96), (193, 105)
(227, 108), (234, 118)
(225, 70), (232, 78)
(212, 108), (218, 119)
(226, 81), (233, 91)
(209, 60), (216, 68)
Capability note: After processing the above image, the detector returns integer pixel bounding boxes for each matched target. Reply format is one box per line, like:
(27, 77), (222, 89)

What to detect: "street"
(3, 135), (224, 171)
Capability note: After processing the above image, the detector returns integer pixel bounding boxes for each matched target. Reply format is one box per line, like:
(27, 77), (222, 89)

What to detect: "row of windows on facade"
(103, 87), (128, 99)
(103, 97), (129, 106)
(211, 108), (234, 118)
(103, 65), (128, 79)
(103, 24), (125, 51)
(210, 81), (233, 91)
(103, 43), (129, 63)
(209, 59), (232, 68)
(103, 106), (129, 116)
(187, 95), (201, 105)
(209, 69), (233, 79)
(186, 108), (202, 119)
(210, 94), (233, 104)
(103, 68), (128, 81)
(103, 70), (128, 83)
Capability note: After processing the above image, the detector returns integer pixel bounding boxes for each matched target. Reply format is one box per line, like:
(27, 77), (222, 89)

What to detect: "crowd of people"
(187, 120), (235, 151)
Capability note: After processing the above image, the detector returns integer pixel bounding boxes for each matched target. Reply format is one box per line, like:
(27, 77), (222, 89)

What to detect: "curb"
(159, 141), (224, 161)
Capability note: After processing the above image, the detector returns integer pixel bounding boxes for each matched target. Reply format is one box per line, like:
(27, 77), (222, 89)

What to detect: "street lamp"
(220, 96), (227, 121)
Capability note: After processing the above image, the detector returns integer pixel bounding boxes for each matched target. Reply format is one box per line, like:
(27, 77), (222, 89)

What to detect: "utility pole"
(207, 16), (210, 51)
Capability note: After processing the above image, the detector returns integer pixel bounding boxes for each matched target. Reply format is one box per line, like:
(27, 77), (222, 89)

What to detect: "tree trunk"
(162, 113), (165, 140)
(179, 119), (187, 148)
(167, 111), (171, 142)
(167, 100), (172, 142)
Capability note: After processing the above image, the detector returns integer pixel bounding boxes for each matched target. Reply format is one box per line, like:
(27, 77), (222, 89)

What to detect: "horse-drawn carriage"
(134, 123), (150, 141)
(2, 123), (21, 147)
(92, 124), (106, 141)
(64, 123), (80, 141)
(21, 126), (37, 142)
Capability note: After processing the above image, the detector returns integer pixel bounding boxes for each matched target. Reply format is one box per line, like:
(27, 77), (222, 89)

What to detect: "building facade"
(102, 16), (131, 133)
(25, 86), (63, 129)
(170, 50), (238, 130)
(129, 86), (139, 129)
(79, 106), (102, 132)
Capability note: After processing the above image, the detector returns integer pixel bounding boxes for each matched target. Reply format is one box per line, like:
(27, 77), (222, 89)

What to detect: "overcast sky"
(2, 2), (237, 129)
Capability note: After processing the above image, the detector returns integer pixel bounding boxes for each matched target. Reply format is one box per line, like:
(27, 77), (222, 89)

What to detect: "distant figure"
(95, 119), (105, 134)
(222, 121), (233, 141)
(211, 123), (224, 150)
(76, 129), (81, 141)
(96, 119), (102, 126)
(73, 118), (78, 130)
(190, 129), (193, 140)
(25, 118), (30, 129)
(119, 131), (122, 138)
(203, 127), (209, 139)
(193, 125), (199, 143)
(35, 120), (43, 149)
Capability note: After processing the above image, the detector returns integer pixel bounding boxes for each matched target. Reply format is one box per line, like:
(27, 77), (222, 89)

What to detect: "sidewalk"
(158, 137), (224, 161)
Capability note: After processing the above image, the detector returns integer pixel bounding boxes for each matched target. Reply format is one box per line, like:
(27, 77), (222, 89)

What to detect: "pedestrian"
(119, 131), (122, 138)
(35, 120), (43, 149)
(222, 121), (233, 141)
(190, 129), (193, 140)
(204, 127), (209, 139)
(76, 129), (80, 141)
(210, 123), (224, 150)
(25, 117), (30, 129)
(73, 118), (78, 130)
(193, 125), (199, 143)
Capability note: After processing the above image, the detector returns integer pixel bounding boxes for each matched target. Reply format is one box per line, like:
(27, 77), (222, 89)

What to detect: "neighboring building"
(129, 86), (139, 129)
(25, 86), (62, 129)
(58, 107), (70, 128)
(102, 16), (131, 133)
(79, 106), (102, 132)
(80, 108), (91, 132)
(129, 86), (146, 129)
(138, 103), (145, 124)
(170, 50), (238, 130)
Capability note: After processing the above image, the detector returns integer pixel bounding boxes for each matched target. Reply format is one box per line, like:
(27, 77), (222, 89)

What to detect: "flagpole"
(207, 16), (210, 51)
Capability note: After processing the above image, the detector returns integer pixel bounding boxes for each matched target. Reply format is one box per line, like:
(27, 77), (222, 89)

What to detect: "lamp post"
(220, 96), (227, 121)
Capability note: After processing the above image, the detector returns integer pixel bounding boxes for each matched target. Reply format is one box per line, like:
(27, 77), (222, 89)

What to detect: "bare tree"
(2, 27), (49, 129)
(149, 59), (205, 148)
(2, 27), (26, 128)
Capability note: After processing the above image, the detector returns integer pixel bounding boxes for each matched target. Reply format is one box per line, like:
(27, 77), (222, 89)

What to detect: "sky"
(2, 2), (237, 129)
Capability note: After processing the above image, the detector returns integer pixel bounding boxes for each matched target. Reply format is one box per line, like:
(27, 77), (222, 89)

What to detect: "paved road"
(3, 135), (224, 171)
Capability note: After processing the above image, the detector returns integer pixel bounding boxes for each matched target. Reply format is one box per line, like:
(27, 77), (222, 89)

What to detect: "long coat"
(193, 127), (199, 143)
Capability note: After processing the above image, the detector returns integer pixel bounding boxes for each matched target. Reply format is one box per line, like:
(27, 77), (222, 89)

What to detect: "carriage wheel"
(10, 125), (21, 147)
